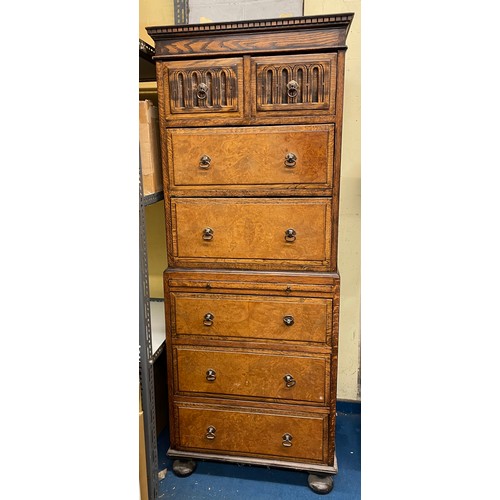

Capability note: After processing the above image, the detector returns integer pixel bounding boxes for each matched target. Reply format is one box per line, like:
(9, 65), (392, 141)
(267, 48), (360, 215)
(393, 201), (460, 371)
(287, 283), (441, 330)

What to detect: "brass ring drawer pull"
(286, 80), (299, 98)
(284, 228), (296, 242)
(197, 82), (208, 100)
(284, 152), (297, 168)
(284, 374), (296, 388)
(283, 315), (294, 326)
(282, 433), (293, 447)
(199, 155), (211, 169)
(203, 312), (214, 326)
(206, 426), (217, 440)
(202, 227), (214, 241)
(206, 369), (216, 381)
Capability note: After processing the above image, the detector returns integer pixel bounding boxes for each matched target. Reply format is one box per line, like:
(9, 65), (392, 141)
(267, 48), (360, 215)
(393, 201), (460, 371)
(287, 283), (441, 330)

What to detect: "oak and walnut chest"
(147, 13), (353, 494)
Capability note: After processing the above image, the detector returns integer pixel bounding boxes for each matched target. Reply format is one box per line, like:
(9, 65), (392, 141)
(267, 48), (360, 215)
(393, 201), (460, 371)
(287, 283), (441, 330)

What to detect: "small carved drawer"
(175, 403), (328, 463)
(170, 292), (331, 344)
(167, 124), (334, 195)
(173, 346), (329, 404)
(169, 197), (333, 270)
(252, 53), (337, 118)
(160, 57), (244, 122)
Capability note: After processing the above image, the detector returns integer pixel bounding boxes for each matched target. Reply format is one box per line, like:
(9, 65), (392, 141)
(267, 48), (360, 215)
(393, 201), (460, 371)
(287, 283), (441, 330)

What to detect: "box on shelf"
(139, 100), (162, 196)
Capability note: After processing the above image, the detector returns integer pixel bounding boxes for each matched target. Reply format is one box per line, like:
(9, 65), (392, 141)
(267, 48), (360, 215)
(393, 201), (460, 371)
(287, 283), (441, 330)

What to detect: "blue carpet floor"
(156, 404), (360, 499)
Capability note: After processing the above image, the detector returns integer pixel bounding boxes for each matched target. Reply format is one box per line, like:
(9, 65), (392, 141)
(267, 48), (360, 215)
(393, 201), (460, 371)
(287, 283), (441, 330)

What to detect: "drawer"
(167, 124), (334, 194)
(160, 57), (244, 122)
(170, 292), (331, 344)
(253, 53), (337, 117)
(170, 197), (333, 270)
(175, 404), (327, 462)
(174, 347), (329, 404)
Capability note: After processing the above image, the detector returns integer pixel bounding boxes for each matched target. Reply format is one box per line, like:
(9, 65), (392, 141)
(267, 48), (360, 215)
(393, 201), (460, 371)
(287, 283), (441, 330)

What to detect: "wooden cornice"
(147, 14), (354, 38)
(147, 14), (354, 59)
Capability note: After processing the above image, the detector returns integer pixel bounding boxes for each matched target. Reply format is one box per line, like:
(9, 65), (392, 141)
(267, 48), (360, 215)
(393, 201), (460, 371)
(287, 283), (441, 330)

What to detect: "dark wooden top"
(146, 13), (354, 59)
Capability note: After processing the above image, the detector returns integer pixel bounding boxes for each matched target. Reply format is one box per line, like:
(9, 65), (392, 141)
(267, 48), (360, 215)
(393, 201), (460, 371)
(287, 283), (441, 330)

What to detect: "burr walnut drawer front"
(170, 197), (332, 270)
(174, 347), (329, 404)
(175, 404), (327, 463)
(170, 292), (331, 344)
(167, 124), (334, 193)
(161, 57), (244, 121)
(253, 53), (337, 117)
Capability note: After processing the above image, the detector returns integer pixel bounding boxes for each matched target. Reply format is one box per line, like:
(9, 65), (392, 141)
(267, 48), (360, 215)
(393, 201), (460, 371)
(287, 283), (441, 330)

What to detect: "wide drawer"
(160, 57), (244, 122)
(169, 197), (332, 270)
(170, 292), (331, 344)
(173, 347), (329, 404)
(175, 404), (327, 462)
(167, 124), (334, 194)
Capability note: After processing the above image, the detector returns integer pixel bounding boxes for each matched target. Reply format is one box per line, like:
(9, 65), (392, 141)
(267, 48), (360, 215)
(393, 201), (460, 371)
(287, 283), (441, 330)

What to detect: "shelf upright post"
(139, 150), (159, 500)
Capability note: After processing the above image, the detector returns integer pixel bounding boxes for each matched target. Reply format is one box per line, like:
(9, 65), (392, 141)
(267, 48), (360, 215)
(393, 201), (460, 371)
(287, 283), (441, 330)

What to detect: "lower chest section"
(164, 269), (339, 467)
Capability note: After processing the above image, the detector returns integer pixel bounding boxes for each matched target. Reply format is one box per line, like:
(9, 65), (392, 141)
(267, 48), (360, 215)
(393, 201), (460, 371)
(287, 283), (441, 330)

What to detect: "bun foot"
(308, 473), (334, 494)
(172, 459), (197, 477)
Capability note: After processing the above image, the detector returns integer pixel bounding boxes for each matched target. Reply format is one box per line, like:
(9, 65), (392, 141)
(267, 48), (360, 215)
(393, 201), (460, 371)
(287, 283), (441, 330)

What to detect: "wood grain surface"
(167, 124), (334, 192)
(170, 197), (332, 268)
(176, 404), (327, 462)
(153, 29), (343, 58)
(174, 346), (329, 404)
(171, 292), (331, 344)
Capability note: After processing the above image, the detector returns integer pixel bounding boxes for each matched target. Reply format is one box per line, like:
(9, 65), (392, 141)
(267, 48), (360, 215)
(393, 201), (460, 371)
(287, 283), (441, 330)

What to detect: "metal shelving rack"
(139, 37), (164, 500)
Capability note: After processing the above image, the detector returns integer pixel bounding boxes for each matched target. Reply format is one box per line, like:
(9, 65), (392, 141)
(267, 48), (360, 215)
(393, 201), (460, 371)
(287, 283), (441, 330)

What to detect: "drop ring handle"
(282, 433), (293, 447)
(284, 153), (297, 168)
(203, 313), (214, 326)
(197, 83), (208, 100)
(284, 228), (296, 242)
(284, 374), (296, 388)
(199, 155), (211, 169)
(202, 227), (214, 241)
(286, 80), (299, 98)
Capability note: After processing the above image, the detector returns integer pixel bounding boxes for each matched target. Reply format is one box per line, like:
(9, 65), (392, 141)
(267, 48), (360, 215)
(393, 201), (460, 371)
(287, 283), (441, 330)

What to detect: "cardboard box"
(139, 100), (163, 196)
